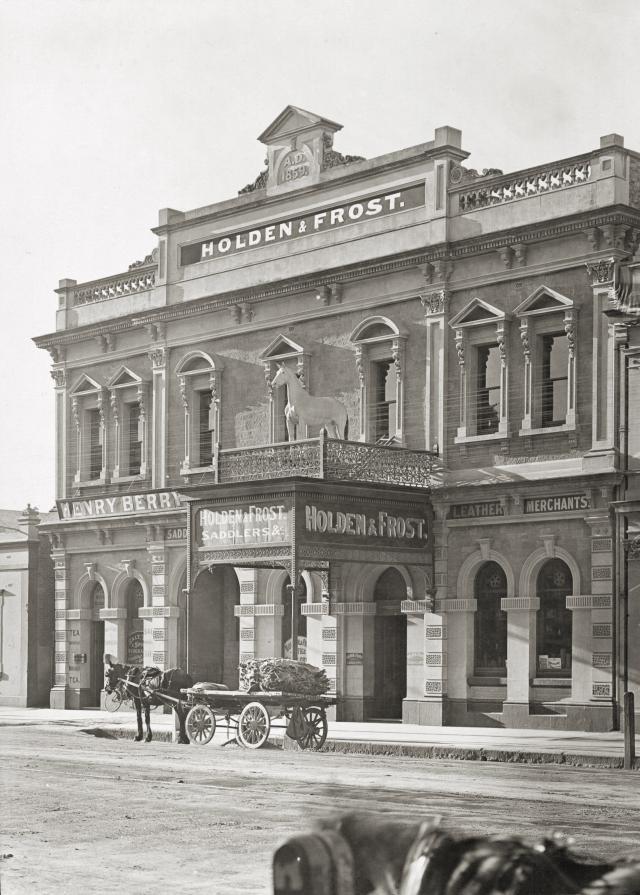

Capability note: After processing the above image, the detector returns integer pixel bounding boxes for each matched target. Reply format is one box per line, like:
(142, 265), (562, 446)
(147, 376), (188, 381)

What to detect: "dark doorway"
(371, 567), (407, 719)
(89, 582), (105, 706)
(189, 567), (240, 687)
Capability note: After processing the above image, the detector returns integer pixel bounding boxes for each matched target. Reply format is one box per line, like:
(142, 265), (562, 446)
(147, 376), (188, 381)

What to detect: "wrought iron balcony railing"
(215, 435), (436, 490)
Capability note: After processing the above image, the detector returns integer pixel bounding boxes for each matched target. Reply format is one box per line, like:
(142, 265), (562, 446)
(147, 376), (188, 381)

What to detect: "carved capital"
(148, 347), (165, 369)
(48, 345), (66, 364)
(420, 290), (447, 316)
(585, 258), (616, 287)
(50, 368), (66, 388)
(84, 562), (96, 582)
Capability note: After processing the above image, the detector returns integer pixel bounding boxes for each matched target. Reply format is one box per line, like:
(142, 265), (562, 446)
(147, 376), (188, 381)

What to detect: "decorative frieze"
(458, 160), (591, 212)
(501, 597), (540, 611)
(152, 651), (165, 664)
(425, 625), (446, 640)
(591, 566), (612, 580)
(332, 602), (377, 615)
(592, 623), (612, 638)
(400, 600), (431, 614)
(233, 604), (285, 617)
(425, 653), (445, 666)
(240, 629), (254, 640)
(74, 269), (156, 305)
(322, 654), (337, 666)
(592, 682), (612, 699)
(566, 595), (612, 610)
(424, 679), (444, 696)
(591, 538), (613, 552)
(301, 603), (329, 616)
(152, 629), (165, 641)
(435, 599), (477, 612)
(592, 653), (612, 668)
(322, 627), (337, 641)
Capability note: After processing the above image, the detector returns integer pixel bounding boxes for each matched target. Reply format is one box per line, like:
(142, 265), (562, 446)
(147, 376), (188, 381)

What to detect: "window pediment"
(350, 316), (401, 344)
(449, 299), (506, 329)
(69, 374), (101, 396)
(259, 334), (308, 362)
(176, 351), (220, 376)
(514, 286), (573, 317)
(107, 366), (142, 389)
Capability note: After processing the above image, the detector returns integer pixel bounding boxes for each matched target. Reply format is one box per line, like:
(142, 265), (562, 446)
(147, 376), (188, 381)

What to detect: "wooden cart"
(180, 687), (335, 750)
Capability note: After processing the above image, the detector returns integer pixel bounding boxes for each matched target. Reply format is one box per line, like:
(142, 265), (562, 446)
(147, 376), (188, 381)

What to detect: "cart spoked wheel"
(237, 701), (271, 749)
(298, 706), (328, 750)
(186, 704), (216, 745)
(104, 690), (123, 712)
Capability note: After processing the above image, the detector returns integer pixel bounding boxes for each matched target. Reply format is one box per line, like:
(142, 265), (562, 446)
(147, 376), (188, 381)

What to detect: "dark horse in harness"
(104, 654), (193, 744)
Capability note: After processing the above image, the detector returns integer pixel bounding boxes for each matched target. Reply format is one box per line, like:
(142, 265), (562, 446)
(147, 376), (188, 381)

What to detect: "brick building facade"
(35, 106), (640, 730)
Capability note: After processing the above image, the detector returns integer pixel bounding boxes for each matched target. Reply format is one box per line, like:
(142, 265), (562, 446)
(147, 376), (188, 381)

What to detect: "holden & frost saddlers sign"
(180, 183), (425, 265)
(57, 490), (182, 520)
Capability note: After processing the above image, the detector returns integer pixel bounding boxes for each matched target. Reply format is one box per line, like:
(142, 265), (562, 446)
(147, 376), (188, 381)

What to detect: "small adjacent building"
(0, 506), (55, 706)
(34, 107), (640, 730)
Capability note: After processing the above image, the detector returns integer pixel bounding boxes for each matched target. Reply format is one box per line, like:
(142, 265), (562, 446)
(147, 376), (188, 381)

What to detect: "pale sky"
(1, 0), (638, 513)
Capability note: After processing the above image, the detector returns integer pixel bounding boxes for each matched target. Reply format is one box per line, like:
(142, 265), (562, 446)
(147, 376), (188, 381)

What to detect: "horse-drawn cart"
(180, 687), (336, 750)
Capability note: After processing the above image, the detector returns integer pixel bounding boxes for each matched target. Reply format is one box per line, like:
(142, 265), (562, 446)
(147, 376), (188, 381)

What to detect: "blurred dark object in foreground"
(273, 813), (640, 895)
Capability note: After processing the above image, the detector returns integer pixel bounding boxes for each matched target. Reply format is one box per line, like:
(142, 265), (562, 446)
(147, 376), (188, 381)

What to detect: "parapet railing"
(216, 436), (435, 490)
(72, 263), (157, 306)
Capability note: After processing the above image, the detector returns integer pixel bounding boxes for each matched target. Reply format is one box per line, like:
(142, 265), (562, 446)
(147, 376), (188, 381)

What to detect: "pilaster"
(51, 549), (70, 708)
(236, 568), (258, 664)
(420, 288), (448, 457)
(50, 369), (67, 499)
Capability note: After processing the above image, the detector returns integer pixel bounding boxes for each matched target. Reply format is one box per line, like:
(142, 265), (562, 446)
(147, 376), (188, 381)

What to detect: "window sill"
(454, 433), (507, 445)
(112, 474), (148, 484)
(180, 465), (215, 476)
(74, 478), (107, 488)
(468, 676), (507, 687)
(533, 677), (571, 687)
(518, 424), (575, 437)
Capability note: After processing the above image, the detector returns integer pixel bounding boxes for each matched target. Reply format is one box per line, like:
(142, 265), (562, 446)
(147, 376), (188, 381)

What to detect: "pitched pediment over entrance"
(258, 106), (342, 145)
(449, 298), (505, 329)
(259, 334), (309, 362)
(514, 286), (573, 316)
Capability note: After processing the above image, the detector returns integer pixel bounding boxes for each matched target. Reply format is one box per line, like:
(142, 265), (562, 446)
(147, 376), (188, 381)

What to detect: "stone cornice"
(34, 206), (640, 351)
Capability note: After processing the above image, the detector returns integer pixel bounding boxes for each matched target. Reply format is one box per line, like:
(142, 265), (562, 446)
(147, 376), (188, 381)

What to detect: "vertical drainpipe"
(185, 499), (192, 674)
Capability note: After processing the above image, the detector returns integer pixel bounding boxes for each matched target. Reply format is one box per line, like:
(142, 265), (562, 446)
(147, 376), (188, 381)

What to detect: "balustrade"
(457, 159), (592, 213)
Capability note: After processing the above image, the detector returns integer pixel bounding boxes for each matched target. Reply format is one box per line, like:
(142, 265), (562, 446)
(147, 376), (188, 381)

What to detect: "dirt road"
(2, 725), (639, 894)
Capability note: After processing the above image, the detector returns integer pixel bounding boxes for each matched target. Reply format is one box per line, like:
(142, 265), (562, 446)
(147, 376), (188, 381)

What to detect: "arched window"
(282, 577), (307, 661)
(350, 317), (406, 444)
(176, 353), (222, 473)
(536, 559), (572, 676)
(125, 579), (144, 666)
(90, 581), (105, 612)
(474, 561), (507, 675)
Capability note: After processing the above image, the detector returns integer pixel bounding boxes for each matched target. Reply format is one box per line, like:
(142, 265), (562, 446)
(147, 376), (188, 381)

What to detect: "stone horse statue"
(271, 364), (348, 440)
(104, 654), (193, 744)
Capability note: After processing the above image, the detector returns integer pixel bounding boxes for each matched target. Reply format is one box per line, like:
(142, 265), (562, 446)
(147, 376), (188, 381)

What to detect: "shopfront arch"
(189, 566), (239, 686)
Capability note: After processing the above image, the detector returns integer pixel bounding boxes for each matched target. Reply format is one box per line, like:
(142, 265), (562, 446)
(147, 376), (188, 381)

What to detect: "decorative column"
(333, 601), (376, 722)
(50, 368), (67, 499)
(148, 347), (166, 488)
(71, 396), (82, 484)
(50, 541), (69, 709)
(496, 320), (509, 437)
(454, 329), (467, 439)
(564, 308), (577, 429)
(97, 388), (108, 481)
(420, 289), (448, 456)
(585, 259), (617, 458)
(138, 529), (179, 669)
(520, 318), (532, 431)
(566, 513), (615, 726)
(501, 596), (539, 725)
(354, 346), (366, 442)
(236, 569), (258, 665)
(179, 375), (191, 471)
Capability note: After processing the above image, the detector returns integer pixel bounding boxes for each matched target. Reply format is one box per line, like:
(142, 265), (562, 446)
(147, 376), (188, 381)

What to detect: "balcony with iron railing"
(187, 434), (437, 490)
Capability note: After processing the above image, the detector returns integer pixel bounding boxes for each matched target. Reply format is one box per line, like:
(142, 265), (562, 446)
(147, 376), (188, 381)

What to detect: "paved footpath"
(1, 706), (638, 768)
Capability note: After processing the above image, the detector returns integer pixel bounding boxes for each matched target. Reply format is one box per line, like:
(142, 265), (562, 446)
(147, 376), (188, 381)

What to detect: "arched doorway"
(282, 576), (307, 661)
(371, 567), (407, 720)
(189, 567), (239, 687)
(89, 581), (105, 705)
(536, 559), (572, 676)
(474, 561), (507, 676)
(125, 579), (144, 666)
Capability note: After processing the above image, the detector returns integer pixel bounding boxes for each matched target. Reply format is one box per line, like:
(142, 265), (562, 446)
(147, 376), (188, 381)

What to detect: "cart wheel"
(186, 704), (216, 745)
(237, 701), (271, 749)
(298, 707), (328, 750)
(104, 690), (123, 712)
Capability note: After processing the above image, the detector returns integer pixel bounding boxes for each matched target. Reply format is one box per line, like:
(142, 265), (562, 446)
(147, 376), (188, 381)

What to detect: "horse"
(104, 654), (194, 744)
(271, 364), (348, 440)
